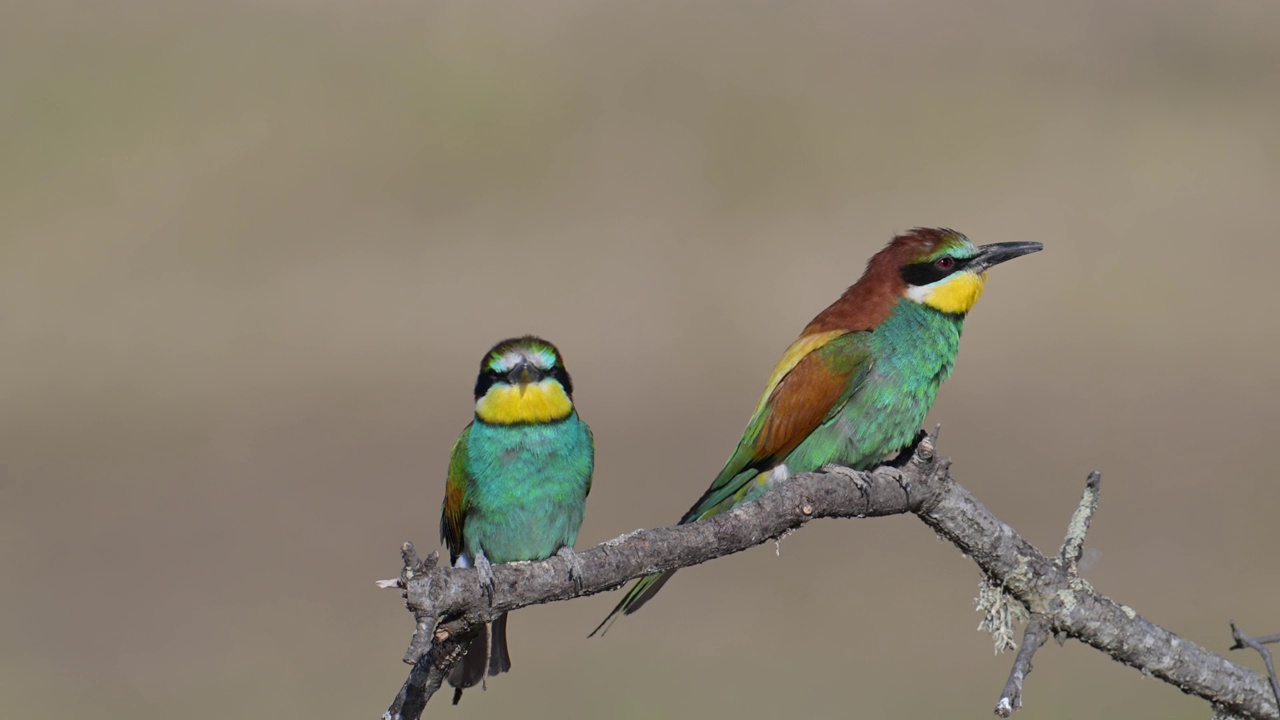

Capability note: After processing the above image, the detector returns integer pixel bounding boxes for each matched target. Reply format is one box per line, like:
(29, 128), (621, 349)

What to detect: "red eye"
(935, 256), (955, 270)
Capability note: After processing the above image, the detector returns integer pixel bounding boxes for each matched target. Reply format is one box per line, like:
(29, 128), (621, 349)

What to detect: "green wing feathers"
(677, 332), (872, 525)
(439, 425), (472, 564)
(582, 424), (596, 499)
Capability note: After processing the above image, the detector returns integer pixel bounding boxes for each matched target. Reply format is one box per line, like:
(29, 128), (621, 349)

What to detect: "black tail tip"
(488, 658), (511, 676)
(588, 616), (614, 638)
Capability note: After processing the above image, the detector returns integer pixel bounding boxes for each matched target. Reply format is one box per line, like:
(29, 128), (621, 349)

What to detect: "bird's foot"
(557, 546), (584, 593)
(474, 551), (496, 605)
(820, 463), (872, 506)
(887, 429), (929, 468)
(821, 463), (868, 486)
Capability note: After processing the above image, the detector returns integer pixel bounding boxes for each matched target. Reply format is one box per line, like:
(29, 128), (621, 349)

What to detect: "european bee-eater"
(440, 336), (594, 699)
(591, 228), (1041, 636)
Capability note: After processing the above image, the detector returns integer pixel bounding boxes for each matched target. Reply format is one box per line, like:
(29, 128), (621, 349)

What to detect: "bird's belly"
(469, 494), (586, 564)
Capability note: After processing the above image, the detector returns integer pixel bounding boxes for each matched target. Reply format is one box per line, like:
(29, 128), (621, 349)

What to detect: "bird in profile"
(591, 228), (1041, 636)
(440, 336), (594, 701)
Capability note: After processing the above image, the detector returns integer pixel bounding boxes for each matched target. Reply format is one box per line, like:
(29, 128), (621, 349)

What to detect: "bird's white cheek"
(904, 284), (931, 303)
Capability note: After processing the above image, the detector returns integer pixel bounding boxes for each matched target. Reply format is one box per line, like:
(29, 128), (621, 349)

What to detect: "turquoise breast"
(462, 413), (593, 564)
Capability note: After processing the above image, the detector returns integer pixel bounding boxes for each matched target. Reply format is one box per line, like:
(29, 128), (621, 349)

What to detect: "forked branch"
(1231, 623), (1280, 713)
(994, 470), (1099, 716)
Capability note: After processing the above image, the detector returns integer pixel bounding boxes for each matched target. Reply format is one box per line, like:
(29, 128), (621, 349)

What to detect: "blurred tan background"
(3, 1), (1279, 718)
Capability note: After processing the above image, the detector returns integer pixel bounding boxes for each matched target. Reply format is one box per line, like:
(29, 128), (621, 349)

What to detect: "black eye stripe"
(474, 372), (497, 398)
(473, 364), (573, 399)
(900, 256), (971, 286)
(550, 366), (573, 397)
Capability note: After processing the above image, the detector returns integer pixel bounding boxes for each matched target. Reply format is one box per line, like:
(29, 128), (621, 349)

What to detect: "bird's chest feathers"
(907, 271), (988, 315)
(467, 420), (587, 482)
(462, 420), (590, 563)
(474, 380), (573, 424)
(874, 302), (965, 387)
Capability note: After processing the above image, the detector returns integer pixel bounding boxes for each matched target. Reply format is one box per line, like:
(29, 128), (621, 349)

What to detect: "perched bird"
(440, 336), (594, 700)
(591, 228), (1041, 636)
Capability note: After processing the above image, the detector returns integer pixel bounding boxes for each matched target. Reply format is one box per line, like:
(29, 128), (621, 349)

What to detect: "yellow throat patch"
(914, 271), (988, 315)
(475, 380), (573, 424)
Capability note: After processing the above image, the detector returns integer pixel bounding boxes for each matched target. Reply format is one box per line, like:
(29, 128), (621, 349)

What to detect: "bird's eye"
(935, 256), (955, 270)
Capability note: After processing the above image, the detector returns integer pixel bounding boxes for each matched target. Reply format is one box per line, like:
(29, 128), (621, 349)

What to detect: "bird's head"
(473, 336), (575, 424)
(803, 228), (1043, 334)
(893, 228), (1042, 316)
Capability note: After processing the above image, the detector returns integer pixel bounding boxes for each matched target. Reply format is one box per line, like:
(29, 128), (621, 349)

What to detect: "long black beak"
(972, 241), (1043, 271)
(507, 361), (542, 386)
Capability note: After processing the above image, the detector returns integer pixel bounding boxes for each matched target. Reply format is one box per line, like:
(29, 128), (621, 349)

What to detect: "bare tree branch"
(1232, 622), (1280, 713)
(994, 614), (1051, 717)
(379, 432), (1279, 720)
(1236, 635), (1280, 647)
(1058, 470), (1102, 570)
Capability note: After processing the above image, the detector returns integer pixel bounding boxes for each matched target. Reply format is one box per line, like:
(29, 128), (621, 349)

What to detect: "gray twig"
(1058, 471), (1102, 572)
(397, 544), (440, 665)
(1236, 635), (1280, 648)
(1231, 622), (1280, 714)
(994, 615), (1051, 717)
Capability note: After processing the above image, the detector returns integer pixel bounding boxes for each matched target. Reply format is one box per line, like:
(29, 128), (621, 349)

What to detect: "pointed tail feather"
(589, 569), (677, 637)
(447, 623), (489, 704)
(488, 612), (512, 676)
